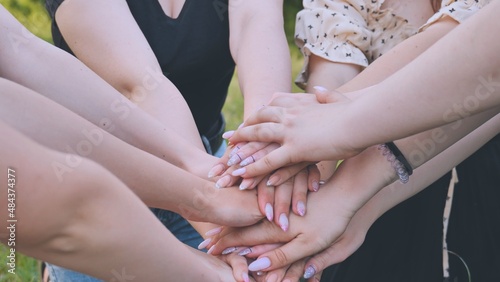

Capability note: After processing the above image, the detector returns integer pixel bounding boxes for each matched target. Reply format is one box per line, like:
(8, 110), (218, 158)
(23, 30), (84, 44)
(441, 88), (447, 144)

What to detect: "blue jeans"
(47, 141), (227, 281)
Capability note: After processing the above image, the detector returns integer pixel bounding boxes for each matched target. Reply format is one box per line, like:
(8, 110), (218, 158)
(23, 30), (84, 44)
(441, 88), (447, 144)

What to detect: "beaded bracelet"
(378, 142), (413, 184)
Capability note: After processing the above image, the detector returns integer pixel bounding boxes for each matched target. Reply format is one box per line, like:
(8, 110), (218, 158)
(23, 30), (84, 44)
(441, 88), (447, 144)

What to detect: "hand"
(225, 91), (362, 179)
(190, 247), (255, 282)
(206, 181), (357, 272)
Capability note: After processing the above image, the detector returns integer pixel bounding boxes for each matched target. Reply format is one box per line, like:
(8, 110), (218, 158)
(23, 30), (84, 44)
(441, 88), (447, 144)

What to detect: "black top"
(45, 0), (235, 136)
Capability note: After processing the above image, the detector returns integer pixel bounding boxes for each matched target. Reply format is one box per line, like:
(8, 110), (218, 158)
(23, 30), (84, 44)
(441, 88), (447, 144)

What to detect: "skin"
(227, 1), (500, 177)
(0, 121), (252, 282)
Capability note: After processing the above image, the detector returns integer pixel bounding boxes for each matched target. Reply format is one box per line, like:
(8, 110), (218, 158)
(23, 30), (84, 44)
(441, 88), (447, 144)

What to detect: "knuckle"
(272, 248), (289, 266)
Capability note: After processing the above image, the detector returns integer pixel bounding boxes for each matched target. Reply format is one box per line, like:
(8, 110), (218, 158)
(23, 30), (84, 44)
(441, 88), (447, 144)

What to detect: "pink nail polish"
(215, 175), (231, 189)
(207, 245), (215, 255)
(304, 265), (317, 279)
(267, 175), (280, 186)
(238, 248), (252, 256)
(208, 164), (223, 178)
(227, 154), (242, 167)
(279, 213), (289, 232)
(297, 201), (306, 216)
(222, 130), (235, 139)
(197, 238), (211, 250)
(313, 86), (328, 93)
(239, 179), (252, 190)
(265, 203), (274, 221)
(222, 247), (238, 255)
(242, 272), (250, 282)
(248, 257), (271, 272)
(205, 227), (223, 237)
(232, 167), (246, 176)
(240, 156), (254, 167)
(312, 180), (320, 192)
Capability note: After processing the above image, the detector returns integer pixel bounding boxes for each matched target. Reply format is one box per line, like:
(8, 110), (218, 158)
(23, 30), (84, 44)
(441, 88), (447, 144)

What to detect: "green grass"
(0, 2), (306, 281)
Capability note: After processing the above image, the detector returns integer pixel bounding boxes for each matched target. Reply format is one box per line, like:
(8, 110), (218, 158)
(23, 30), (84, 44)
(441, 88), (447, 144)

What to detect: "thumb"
(312, 86), (350, 104)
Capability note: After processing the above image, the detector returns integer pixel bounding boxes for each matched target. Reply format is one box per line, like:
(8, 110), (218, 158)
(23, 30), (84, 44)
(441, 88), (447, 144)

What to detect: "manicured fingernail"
(207, 245), (215, 255)
(313, 86), (328, 93)
(240, 156), (255, 167)
(205, 226), (223, 237)
(229, 145), (240, 158)
(222, 130), (234, 139)
(248, 257), (271, 272)
(222, 247), (238, 255)
(238, 122), (245, 129)
(304, 265), (317, 279)
(279, 213), (289, 232)
(265, 203), (274, 221)
(297, 201), (306, 216)
(238, 248), (252, 256)
(242, 272), (250, 282)
(208, 164), (224, 178)
(232, 167), (246, 176)
(239, 179), (253, 190)
(266, 175), (280, 186)
(215, 175), (231, 189)
(312, 180), (320, 192)
(227, 154), (242, 166)
(319, 180), (326, 185)
(197, 238), (211, 250)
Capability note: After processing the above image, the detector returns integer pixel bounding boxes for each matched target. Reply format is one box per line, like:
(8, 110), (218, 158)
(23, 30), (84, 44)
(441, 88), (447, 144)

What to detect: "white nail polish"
(265, 203), (273, 221)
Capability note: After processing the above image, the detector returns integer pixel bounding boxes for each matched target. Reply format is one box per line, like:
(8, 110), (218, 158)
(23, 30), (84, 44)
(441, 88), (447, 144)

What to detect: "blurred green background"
(0, 0), (305, 280)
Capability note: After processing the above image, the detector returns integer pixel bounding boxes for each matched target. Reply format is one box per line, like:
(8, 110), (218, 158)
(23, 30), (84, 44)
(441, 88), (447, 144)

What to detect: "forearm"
(342, 2), (500, 150)
(54, 0), (204, 149)
(338, 17), (458, 93)
(0, 7), (211, 174)
(0, 125), (221, 281)
(229, 0), (291, 117)
(356, 113), (500, 229)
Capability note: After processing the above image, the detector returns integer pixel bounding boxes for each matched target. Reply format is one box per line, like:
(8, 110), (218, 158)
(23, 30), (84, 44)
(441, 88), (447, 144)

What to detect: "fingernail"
(222, 130), (235, 139)
(266, 273), (278, 282)
(304, 265), (317, 279)
(222, 247), (238, 255)
(319, 180), (326, 185)
(248, 257), (271, 272)
(313, 86), (328, 93)
(205, 226), (223, 237)
(229, 145), (240, 158)
(208, 164), (223, 178)
(297, 201), (306, 216)
(256, 271), (265, 276)
(215, 175), (231, 189)
(279, 213), (289, 232)
(197, 238), (211, 250)
(238, 248), (252, 256)
(242, 272), (250, 282)
(207, 245), (215, 255)
(232, 167), (246, 176)
(312, 180), (320, 192)
(265, 203), (274, 221)
(227, 154), (242, 166)
(240, 156), (255, 167)
(266, 175), (280, 186)
(239, 179), (253, 190)
(238, 122), (245, 129)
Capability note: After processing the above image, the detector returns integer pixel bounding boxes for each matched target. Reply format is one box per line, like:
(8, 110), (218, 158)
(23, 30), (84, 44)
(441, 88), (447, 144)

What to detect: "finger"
(313, 87), (350, 104)
(267, 162), (309, 186)
(209, 142), (246, 178)
(257, 177), (275, 222)
(273, 177), (293, 232)
(247, 238), (323, 273)
(211, 220), (288, 255)
(232, 147), (294, 179)
(307, 164), (321, 192)
(303, 235), (363, 279)
(239, 106), (286, 127)
(269, 92), (319, 107)
(307, 270), (323, 282)
(291, 169), (308, 217)
(215, 165), (243, 188)
(238, 244), (283, 258)
(221, 252), (251, 282)
(230, 142), (271, 167)
(239, 143), (280, 167)
(263, 265), (289, 282)
(282, 258), (307, 282)
(239, 175), (265, 191)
